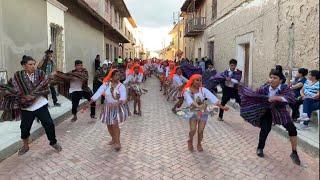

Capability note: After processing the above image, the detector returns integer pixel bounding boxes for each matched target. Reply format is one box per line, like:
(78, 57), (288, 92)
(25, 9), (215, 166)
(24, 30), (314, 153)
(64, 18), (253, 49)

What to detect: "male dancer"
(218, 59), (242, 121)
(1, 56), (62, 155)
(55, 60), (95, 121)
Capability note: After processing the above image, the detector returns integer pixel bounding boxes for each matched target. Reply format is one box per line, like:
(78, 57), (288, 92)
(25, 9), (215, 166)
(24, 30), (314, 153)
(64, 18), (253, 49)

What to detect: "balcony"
(185, 17), (206, 37)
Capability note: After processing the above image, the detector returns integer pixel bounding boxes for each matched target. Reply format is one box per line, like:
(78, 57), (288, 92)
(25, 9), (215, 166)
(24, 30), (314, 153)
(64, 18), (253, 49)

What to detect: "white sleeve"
(123, 75), (132, 85)
(173, 75), (182, 86)
(138, 74), (143, 83)
(91, 84), (107, 101)
(119, 84), (127, 101)
(280, 97), (288, 102)
(184, 91), (194, 107)
(165, 69), (169, 77)
(182, 76), (188, 83)
(231, 78), (239, 84)
(203, 88), (219, 104)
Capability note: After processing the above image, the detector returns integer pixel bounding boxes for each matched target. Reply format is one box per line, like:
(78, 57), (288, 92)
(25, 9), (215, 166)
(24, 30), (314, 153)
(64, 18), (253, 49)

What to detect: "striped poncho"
(54, 68), (92, 100)
(239, 84), (295, 127)
(0, 70), (49, 121)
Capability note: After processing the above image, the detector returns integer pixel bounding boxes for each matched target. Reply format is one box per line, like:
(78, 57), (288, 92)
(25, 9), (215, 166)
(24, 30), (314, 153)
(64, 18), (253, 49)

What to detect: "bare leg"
(188, 119), (197, 151)
(113, 124), (121, 151)
(137, 95), (141, 116)
(133, 96), (137, 114)
(107, 125), (115, 145)
(197, 120), (206, 152)
(23, 138), (29, 149)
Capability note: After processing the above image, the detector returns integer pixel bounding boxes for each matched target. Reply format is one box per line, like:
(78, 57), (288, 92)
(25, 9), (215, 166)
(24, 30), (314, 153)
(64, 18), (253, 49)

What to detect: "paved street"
(0, 77), (319, 180)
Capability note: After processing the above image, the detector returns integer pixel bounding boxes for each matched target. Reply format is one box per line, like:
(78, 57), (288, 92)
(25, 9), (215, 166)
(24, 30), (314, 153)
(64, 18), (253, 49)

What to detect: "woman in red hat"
(182, 74), (229, 152)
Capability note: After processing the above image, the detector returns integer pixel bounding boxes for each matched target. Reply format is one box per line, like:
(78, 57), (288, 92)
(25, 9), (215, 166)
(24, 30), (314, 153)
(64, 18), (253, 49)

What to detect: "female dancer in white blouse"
(183, 74), (229, 152)
(124, 64), (144, 116)
(90, 69), (130, 151)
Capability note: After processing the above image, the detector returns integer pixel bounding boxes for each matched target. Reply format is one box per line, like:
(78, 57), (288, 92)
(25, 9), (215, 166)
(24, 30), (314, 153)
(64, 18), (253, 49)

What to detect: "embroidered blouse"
(92, 82), (127, 103)
(184, 87), (219, 107)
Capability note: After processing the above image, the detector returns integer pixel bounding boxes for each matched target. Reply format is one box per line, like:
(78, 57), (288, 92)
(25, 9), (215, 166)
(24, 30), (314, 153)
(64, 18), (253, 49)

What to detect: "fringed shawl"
(0, 70), (49, 121)
(55, 69), (92, 100)
(239, 84), (295, 127)
(203, 69), (217, 90)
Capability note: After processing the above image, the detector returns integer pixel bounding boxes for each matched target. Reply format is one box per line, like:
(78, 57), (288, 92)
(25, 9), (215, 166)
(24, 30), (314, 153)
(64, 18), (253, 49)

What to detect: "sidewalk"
(215, 86), (319, 157)
(0, 96), (87, 162)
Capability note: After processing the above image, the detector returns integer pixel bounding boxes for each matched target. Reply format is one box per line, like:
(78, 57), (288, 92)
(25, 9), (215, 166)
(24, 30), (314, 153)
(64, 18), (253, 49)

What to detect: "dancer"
(90, 69), (130, 151)
(54, 60), (95, 121)
(218, 59), (242, 121)
(167, 66), (188, 113)
(124, 64), (144, 116)
(38, 49), (61, 106)
(163, 62), (175, 95)
(183, 74), (229, 152)
(0, 56), (62, 155)
(239, 69), (301, 165)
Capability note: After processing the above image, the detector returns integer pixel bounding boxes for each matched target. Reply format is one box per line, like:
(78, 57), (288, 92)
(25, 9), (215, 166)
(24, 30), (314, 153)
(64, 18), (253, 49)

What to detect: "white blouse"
(172, 74), (188, 87)
(123, 73), (143, 85)
(165, 67), (170, 77)
(91, 82), (127, 103)
(184, 87), (219, 107)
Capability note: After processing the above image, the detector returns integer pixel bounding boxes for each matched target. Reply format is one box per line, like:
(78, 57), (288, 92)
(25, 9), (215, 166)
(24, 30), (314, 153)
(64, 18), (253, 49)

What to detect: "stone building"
(0, 0), (139, 82)
(180, 0), (319, 88)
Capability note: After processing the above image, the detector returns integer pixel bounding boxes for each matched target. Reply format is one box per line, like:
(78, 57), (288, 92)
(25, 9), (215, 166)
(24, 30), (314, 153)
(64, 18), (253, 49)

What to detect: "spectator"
(289, 68), (308, 121)
(275, 65), (286, 84)
(199, 58), (206, 72)
(298, 70), (320, 129)
(94, 55), (100, 71)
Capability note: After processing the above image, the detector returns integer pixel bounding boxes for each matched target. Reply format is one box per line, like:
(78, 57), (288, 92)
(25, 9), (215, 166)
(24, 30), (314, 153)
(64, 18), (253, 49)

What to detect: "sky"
(124, 0), (185, 53)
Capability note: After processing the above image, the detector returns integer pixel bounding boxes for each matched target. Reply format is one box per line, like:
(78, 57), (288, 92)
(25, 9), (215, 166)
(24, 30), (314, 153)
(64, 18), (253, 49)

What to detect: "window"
(50, 26), (56, 44)
(212, 0), (217, 20)
(106, 44), (110, 59)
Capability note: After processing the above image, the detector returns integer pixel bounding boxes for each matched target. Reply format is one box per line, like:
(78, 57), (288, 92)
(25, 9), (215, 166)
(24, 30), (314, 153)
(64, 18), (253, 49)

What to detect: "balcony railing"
(185, 17), (206, 37)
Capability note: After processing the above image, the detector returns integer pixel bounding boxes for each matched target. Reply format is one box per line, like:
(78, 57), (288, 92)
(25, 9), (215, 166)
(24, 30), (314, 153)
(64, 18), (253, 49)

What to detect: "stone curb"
(0, 102), (86, 162)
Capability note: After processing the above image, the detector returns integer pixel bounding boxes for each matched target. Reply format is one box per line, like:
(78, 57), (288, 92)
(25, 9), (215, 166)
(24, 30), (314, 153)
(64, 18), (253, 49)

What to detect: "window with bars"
(50, 26), (56, 44)
(212, 0), (217, 20)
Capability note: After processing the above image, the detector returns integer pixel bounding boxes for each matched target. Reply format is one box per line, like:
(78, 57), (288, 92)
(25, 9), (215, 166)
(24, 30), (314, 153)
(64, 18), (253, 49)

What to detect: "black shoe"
(54, 103), (61, 107)
(256, 148), (264, 157)
(290, 152), (301, 165)
(51, 142), (62, 152)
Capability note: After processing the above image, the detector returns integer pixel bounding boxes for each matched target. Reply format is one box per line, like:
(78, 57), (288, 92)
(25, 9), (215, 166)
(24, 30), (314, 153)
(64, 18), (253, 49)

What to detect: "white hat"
(102, 60), (109, 66)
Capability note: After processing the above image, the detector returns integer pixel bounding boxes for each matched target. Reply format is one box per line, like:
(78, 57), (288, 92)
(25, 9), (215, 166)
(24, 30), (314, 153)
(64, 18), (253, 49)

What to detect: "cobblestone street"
(0, 77), (319, 180)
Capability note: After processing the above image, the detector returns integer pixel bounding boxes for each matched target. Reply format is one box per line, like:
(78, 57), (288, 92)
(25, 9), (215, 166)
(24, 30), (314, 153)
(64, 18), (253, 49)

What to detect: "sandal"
(197, 144), (204, 152)
(187, 140), (194, 152)
(18, 146), (29, 156)
(108, 140), (115, 145)
(113, 144), (121, 151)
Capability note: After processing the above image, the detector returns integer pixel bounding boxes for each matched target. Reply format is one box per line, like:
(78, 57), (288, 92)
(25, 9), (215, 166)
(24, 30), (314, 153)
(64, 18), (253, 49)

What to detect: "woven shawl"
(55, 68), (92, 100)
(239, 84), (295, 127)
(0, 70), (49, 121)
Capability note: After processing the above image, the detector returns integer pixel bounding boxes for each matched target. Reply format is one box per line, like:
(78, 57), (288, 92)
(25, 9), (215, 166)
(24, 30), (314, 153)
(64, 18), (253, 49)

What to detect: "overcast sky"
(124, 0), (185, 52)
